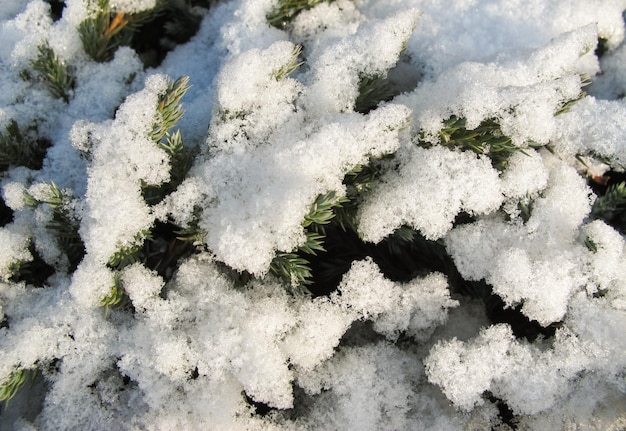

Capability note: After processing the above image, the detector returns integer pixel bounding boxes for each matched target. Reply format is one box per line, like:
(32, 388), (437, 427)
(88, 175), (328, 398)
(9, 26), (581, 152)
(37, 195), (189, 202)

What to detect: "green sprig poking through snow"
(591, 181), (626, 231)
(267, 0), (334, 29)
(0, 121), (50, 172)
(144, 76), (194, 205)
(78, 0), (156, 63)
(151, 75), (190, 143)
(29, 42), (75, 103)
(0, 368), (36, 407)
(273, 44), (304, 81)
(23, 181), (84, 271)
(99, 273), (129, 316)
(270, 190), (349, 287)
(416, 116), (530, 171)
(302, 191), (349, 232)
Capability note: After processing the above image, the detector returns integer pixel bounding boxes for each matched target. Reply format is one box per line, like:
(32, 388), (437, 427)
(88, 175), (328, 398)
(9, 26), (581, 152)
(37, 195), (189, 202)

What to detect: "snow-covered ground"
(0, 0), (625, 429)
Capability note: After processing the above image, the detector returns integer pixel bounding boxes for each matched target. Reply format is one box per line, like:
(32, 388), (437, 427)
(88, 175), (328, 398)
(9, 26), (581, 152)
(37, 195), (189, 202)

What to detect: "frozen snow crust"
(0, 0), (625, 429)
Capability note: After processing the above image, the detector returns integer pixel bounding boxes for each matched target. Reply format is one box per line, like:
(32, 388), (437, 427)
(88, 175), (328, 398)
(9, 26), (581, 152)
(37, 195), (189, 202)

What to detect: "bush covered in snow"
(0, 0), (625, 429)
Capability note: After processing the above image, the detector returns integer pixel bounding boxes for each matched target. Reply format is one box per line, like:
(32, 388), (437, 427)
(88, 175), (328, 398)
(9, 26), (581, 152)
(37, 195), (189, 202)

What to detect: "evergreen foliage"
(0, 1), (624, 429)
(29, 42), (75, 103)
(78, 0), (155, 63)
(0, 121), (50, 172)
(269, 252), (313, 288)
(0, 368), (36, 407)
(273, 44), (303, 81)
(152, 75), (190, 142)
(267, 0), (334, 29)
(23, 181), (85, 271)
(416, 116), (529, 171)
(555, 74), (591, 116)
(99, 274), (130, 316)
(302, 190), (349, 232)
(591, 181), (626, 231)
(107, 230), (152, 269)
(355, 74), (395, 114)
(270, 191), (348, 287)
(144, 76), (195, 205)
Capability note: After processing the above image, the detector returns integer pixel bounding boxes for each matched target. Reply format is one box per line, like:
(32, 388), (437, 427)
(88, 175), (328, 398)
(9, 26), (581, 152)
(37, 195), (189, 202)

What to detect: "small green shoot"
(30, 42), (75, 102)
(0, 368), (36, 407)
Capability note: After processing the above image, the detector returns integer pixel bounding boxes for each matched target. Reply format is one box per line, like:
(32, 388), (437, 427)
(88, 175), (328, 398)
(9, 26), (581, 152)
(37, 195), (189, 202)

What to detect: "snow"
(358, 144), (503, 242)
(0, 0), (625, 429)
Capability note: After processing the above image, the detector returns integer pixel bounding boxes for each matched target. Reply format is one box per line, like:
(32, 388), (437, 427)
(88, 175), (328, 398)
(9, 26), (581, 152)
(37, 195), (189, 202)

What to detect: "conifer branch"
(174, 217), (207, 244)
(143, 76), (195, 205)
(591, 182), (626, 222)
(108, 230), (152, 269)
(302, 190), (349, 231)
(267, 0), (334, 29)
(99, 274), (129, 316)
(554, 74), (590, 116)
(273, 45), (303, 81)
(79, 0), (156, 62)
(355, 74), (395, 114)
(269, 191), (350, 287)
(269, 252), (313, 287)
(298, 231), (326, 255)
(0, 120), (50, 172)
(30, 42), (75, 103)
(333, 156), (394, 234)
(0, 368), (36, 407)
(152, 76), (190, 143)
(417, 116), (528, 171)
(24, 181), (85, 270)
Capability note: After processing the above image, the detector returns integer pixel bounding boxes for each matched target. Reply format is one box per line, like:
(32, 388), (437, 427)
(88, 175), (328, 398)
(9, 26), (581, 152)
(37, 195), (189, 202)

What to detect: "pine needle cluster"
(0, 121), (50, 172)
(591, 181), (626, 232)
(0, 368), (36, 407)
(270, 190), (349, 288)
(355, 74), (396, 114)
(99, 274), (130, 316)
(143, 76), (195, 205)
(101, 76), (194, 312)
(267, 0), (334, 29)
(416, 116), (528, 171)
(78, 0), (158, 63)
(29, 42), (75, 103)
(273, 45), (304, 81)
(23, 181), (84, 271)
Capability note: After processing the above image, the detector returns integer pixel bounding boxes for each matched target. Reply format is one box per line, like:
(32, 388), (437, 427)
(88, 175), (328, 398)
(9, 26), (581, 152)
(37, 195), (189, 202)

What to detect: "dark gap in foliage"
(306, 224), (368, 296)
(46, 0), (65, 22)
(355, 56), (420, 114)
(589, 170), (626, 234)
(0, 121), (51, 173)
(484, 291), (561, 342)
(305, 215), (559, 342)
(129, 2), (208, 68)
(595, 37), (610, 59)
(10, 245), (56, 286)
(338, 320), (387, 348)
(372, 229), (453, 283)
(0, 197), (13, 227)
(145, 221), (198, 281)
(486, 392), (519, 430)
(243, 391), (275, 416)
(0, 368), (48, 423)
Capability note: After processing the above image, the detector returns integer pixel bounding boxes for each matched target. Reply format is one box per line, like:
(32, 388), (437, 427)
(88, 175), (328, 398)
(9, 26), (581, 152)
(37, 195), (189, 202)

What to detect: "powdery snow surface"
(0, 0), (625, 430)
